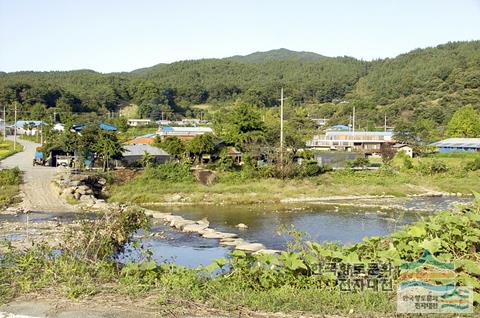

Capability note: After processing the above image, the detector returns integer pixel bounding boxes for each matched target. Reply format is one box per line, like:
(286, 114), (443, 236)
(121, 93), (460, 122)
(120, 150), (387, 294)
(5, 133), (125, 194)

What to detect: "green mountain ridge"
(0, 41), (479, 130)
(225, 48), (327, 63)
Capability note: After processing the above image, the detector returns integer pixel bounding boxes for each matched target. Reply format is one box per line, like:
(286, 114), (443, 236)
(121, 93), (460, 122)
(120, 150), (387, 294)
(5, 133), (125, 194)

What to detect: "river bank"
(107, 167), (479, 206)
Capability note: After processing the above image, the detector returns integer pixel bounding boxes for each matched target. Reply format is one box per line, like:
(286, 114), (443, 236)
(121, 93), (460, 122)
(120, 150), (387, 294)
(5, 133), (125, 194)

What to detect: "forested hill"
(0, 41), (479, 127)
(225, 48), (326, 63)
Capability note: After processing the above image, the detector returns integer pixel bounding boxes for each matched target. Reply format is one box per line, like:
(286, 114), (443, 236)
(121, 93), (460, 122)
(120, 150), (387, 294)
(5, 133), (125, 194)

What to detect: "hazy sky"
(1, 0), (479, 73)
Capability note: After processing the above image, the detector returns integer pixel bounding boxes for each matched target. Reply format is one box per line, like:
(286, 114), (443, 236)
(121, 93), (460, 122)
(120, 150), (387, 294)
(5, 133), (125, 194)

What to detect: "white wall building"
(127, 119), (152, 127)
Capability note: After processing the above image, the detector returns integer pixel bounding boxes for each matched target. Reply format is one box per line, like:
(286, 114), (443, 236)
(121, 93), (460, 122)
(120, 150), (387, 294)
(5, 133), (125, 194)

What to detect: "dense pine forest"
(0, 41), (479, 130)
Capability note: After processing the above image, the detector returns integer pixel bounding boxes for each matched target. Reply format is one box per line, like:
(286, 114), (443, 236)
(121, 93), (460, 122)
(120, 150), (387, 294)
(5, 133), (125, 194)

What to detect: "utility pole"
(3, 104), (6, 141)
(280, 87), (284, 165)
(13, 102), (17, 150)
(384, 112), (387, 132)
(352, 105), (355, 148)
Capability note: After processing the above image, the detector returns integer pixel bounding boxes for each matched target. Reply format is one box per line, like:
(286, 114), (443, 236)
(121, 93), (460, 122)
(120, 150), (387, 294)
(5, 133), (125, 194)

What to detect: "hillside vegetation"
(0, 41), (479, 129)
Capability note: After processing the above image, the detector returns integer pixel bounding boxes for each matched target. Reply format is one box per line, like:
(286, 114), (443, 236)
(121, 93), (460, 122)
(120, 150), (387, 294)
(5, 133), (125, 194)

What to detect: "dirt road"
(0, 137), (75, 213)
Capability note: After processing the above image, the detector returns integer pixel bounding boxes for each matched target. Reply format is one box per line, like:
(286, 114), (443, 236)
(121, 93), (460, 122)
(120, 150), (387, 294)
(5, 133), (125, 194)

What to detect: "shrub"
(464, 157), (480, 171)
(417, 159), (449, 175)
(142, 162), (194, 183)
(0, 167), (21, 186)
(297, 160), (324, 177)
(402, 157), (413, 170)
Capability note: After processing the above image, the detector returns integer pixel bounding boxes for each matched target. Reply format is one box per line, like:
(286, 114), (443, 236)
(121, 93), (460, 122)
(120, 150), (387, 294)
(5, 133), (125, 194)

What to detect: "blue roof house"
(71, 123), (118, 133)
(15, 120), (45, 135)
(431, 138), (480, 153)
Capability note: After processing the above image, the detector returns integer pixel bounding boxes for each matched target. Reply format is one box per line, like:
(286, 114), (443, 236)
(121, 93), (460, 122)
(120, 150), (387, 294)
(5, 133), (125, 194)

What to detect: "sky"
(1, 0), (479, 73)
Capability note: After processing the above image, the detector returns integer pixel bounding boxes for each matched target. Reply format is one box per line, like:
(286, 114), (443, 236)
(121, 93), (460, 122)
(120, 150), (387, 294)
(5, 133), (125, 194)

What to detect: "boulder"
(196, 218), (209, 227)
(145, 211), (172, 220)
(79, 194), (95, 205)
(182, 223), (209, 233)
(70, 174), (89, 182)
(73, 192), (81, 200)
(170, 218), (195, 230)
(218, 232), (238, 239)
(202, 231), (228, 239)
(163, 214), (183, 222)
(77, 185), (90, 195)
(235, 243), (265, 252)
(235, 223), (248, 229)
(61, 192), (74, 201)
(253, 249), (281, 255)
(219, 238), (246, 246)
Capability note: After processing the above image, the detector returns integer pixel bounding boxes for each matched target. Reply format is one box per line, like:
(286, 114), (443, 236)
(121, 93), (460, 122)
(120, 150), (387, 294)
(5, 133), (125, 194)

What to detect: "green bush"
(142, 163), (194, 183)
(465, 157), (480, 171)
(0, 167), (21, 186)
(296, 160), (324, 177)
(417, 159), (449, 175)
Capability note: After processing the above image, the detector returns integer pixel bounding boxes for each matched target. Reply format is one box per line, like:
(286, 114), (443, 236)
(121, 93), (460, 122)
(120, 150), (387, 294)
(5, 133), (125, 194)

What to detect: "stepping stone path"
(143, 208), (274, 253)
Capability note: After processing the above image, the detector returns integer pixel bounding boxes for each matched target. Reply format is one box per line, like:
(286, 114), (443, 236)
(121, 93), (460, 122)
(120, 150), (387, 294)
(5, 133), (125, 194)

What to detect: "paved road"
(0, 137), (75, 213)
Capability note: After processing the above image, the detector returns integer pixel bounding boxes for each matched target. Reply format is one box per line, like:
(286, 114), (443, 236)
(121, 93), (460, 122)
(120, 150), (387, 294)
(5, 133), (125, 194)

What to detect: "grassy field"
(0, 168), (21, 208)
(108, 158), (480, 205)
(0, 140), (23, 160)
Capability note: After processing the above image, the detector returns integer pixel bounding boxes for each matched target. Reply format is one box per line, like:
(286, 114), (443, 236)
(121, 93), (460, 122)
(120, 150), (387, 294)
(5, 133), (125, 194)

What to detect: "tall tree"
(446, 105), (480, 138)
(187, 133), (216, 163)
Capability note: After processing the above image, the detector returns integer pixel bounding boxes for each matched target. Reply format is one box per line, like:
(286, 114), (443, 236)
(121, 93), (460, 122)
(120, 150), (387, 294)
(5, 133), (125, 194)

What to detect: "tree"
(446, 105), (480, 138)
(156, 136), (186, 159)
(284, 107), (316, 155)
(215, 103), (265, 151)
(92, 131), (123, 171)
(187, 133), (216, 163)
(141, 151), (154, 168)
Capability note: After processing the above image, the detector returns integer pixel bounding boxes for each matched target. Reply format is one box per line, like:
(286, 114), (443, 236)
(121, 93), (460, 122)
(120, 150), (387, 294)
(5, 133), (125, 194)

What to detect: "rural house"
(306, 131), (395, 153)
(431, 138), (480, 153)
(121, 144), (171, 166)
(156, 126), (213, 141)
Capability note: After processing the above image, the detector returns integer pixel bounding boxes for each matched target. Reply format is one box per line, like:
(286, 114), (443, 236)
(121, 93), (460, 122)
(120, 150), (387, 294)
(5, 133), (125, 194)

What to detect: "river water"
(130, 196), (471, 267)
(1, 197), (472, 268)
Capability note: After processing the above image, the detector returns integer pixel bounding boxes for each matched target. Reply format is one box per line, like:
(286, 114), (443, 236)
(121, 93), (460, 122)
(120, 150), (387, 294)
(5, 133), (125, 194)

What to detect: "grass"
(20, 134), (40, 143)
(0, 168), (21, 208)
(108, 165), (480, 205)
(1, 204), (478, 316)
(108, 153), (480, 205)
(0, 140), (23, 160)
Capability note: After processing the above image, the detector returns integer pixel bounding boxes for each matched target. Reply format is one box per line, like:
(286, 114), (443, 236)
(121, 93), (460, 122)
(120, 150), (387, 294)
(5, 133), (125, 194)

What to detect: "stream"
(1, 197), (472, 268)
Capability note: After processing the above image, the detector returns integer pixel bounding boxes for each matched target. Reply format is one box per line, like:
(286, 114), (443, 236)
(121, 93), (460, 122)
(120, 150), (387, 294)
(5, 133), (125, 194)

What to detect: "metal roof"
(158, 126), (213, 132)
(122, 144), (170, 156)
(15, 120), (45, 128)
(71, 123), (118, 132)
(431, 138), (480, 148)
(326, 131), (394, 136)
(99, 123), (117, 131)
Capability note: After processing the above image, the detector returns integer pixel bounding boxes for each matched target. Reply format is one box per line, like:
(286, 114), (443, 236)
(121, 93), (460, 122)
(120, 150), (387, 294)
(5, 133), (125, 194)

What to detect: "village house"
(431, 138), (480, 153)
(156, 126), (213, 141)
(126, 134), (156, 145)
(120, 144), (171, 166)
(14, 120), (45, 135)
(127, 119), (152, 127)
(306, 131), (395, 154)
(393, 144), (414, 157)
